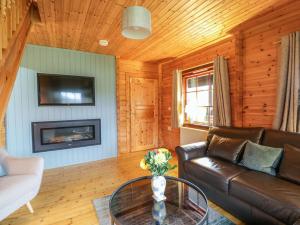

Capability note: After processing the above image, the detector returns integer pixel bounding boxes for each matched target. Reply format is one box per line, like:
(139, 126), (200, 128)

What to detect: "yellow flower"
(158, 148), (169, 154)
(140, 159), (148, 170)
(154, 152), (167, 165)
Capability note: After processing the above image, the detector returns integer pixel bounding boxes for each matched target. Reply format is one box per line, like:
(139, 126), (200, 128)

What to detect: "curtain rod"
(181, 56), (230, 72)
(182, 61), (213, 72)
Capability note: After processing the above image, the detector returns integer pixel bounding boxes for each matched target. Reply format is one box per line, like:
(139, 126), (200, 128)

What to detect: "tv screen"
(38, 74), (95, 106)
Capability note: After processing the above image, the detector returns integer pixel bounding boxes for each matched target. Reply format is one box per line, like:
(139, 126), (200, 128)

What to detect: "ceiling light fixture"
(122, 4), (151, 40)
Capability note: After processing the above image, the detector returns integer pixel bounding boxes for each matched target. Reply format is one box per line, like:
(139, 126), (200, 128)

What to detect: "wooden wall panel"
(117, 59), (159, 153)
(0, 1), (34, 148)
(160, 38), (237, 150)
(159, 0), (300, 150)
(241, 0), (300, 127)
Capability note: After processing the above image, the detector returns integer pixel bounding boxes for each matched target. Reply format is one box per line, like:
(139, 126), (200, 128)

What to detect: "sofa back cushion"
(207, 135), (247, 164)
(240, 141), (283, 176)
(261, 129), (300, 148)
(278, 144), (300, 184)
(207, 126), (264, 145)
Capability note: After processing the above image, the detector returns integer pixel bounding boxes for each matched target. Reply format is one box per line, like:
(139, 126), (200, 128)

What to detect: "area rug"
(93, 196), (235, 225)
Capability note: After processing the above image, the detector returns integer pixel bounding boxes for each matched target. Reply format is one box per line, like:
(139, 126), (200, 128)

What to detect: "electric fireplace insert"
(32, 119), (101, 152)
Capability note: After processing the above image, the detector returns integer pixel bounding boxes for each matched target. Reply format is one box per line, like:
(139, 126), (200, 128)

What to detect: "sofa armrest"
(176, 141), (208, 161)
(176, 141), (208, 178)
(3, 156), (44, 176)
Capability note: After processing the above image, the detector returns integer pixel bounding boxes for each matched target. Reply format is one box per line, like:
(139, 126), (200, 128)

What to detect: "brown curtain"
(171, 69), (183, 128)
(213, 56), (231, 126)
(273, 31), (300, 132)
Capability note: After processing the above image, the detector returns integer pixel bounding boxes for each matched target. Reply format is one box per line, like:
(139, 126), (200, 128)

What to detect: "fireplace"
(32, 119), (101, 152)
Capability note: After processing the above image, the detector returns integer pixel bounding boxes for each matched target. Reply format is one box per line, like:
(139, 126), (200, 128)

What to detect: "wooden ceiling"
(28, 0), (282, 62)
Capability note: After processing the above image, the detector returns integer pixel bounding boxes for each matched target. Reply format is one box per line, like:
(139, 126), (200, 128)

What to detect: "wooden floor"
(3, 151), (244, 225)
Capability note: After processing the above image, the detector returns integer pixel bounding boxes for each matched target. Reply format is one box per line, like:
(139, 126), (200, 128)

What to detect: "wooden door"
(130, 78), (158, 152)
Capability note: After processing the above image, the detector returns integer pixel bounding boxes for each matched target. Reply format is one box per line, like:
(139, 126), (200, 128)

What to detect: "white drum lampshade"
(122, 6), (152, 40)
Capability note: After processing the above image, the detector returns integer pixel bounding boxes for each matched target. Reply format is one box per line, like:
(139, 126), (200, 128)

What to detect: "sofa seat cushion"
(184, 157), (247, 193)
(0, 175), (38, 209)
(230, 171), (300, 224)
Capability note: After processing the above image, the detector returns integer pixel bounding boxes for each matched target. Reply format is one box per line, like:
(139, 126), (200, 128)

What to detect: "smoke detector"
(99, 40), (109, 46)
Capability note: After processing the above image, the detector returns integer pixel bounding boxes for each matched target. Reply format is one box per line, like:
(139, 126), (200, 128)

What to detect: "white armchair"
(0, 149), (44, 221)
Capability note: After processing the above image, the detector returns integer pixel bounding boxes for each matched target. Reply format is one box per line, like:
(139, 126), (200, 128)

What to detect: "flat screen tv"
(38, 74), (95, 106)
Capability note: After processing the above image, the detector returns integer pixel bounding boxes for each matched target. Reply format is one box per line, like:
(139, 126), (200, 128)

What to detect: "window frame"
(182, 63), (214, 128)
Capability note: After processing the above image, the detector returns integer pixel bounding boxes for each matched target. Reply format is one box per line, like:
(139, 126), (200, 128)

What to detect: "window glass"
(197, 90), (210, 106)
(183, 65), (213, 126)
(187, 78), (197, 92)
(197, 76), (209, 91)
(186, 92), (197, 105)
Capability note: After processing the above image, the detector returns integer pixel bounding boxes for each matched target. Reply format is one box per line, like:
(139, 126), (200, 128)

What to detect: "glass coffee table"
(109, 176), (208, 225)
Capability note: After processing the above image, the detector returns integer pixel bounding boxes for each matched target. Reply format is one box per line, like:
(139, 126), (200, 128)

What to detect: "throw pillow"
(240, 141), (283, 176)
(207, 134), (247, 164)
(278, 144), (300, 184)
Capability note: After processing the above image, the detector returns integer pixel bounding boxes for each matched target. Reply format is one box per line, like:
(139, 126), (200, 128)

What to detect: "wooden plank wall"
(240, 0), (300, 127)
(160, 38), (237, 150)
(1, 0), (299, 154)
(159, 0), (300, 150)
(0, 0), (33, 148)
(0, 0), (31, 64)
(116, 59), (159, 154)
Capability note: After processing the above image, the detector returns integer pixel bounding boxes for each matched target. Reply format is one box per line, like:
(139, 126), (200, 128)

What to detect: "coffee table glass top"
(109, 176), (208, 225)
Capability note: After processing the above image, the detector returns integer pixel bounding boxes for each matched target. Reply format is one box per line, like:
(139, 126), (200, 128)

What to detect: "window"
(183, 63), (213, 126)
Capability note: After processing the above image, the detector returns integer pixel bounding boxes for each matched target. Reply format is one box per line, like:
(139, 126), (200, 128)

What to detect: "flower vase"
(151, 176), (166, 202)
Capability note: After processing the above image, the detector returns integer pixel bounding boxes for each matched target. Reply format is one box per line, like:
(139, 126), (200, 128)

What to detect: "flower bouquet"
(140, 148), (176, 201)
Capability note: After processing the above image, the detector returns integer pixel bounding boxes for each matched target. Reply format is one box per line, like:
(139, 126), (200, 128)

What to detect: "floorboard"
(2, 151), (244, 225)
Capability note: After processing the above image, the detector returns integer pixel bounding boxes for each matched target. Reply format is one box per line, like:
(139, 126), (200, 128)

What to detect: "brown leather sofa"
(176, 126), (300, 225)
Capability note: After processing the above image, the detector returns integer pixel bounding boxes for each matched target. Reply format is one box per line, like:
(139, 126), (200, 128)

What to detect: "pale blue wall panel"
(6, 45), (117, 169)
